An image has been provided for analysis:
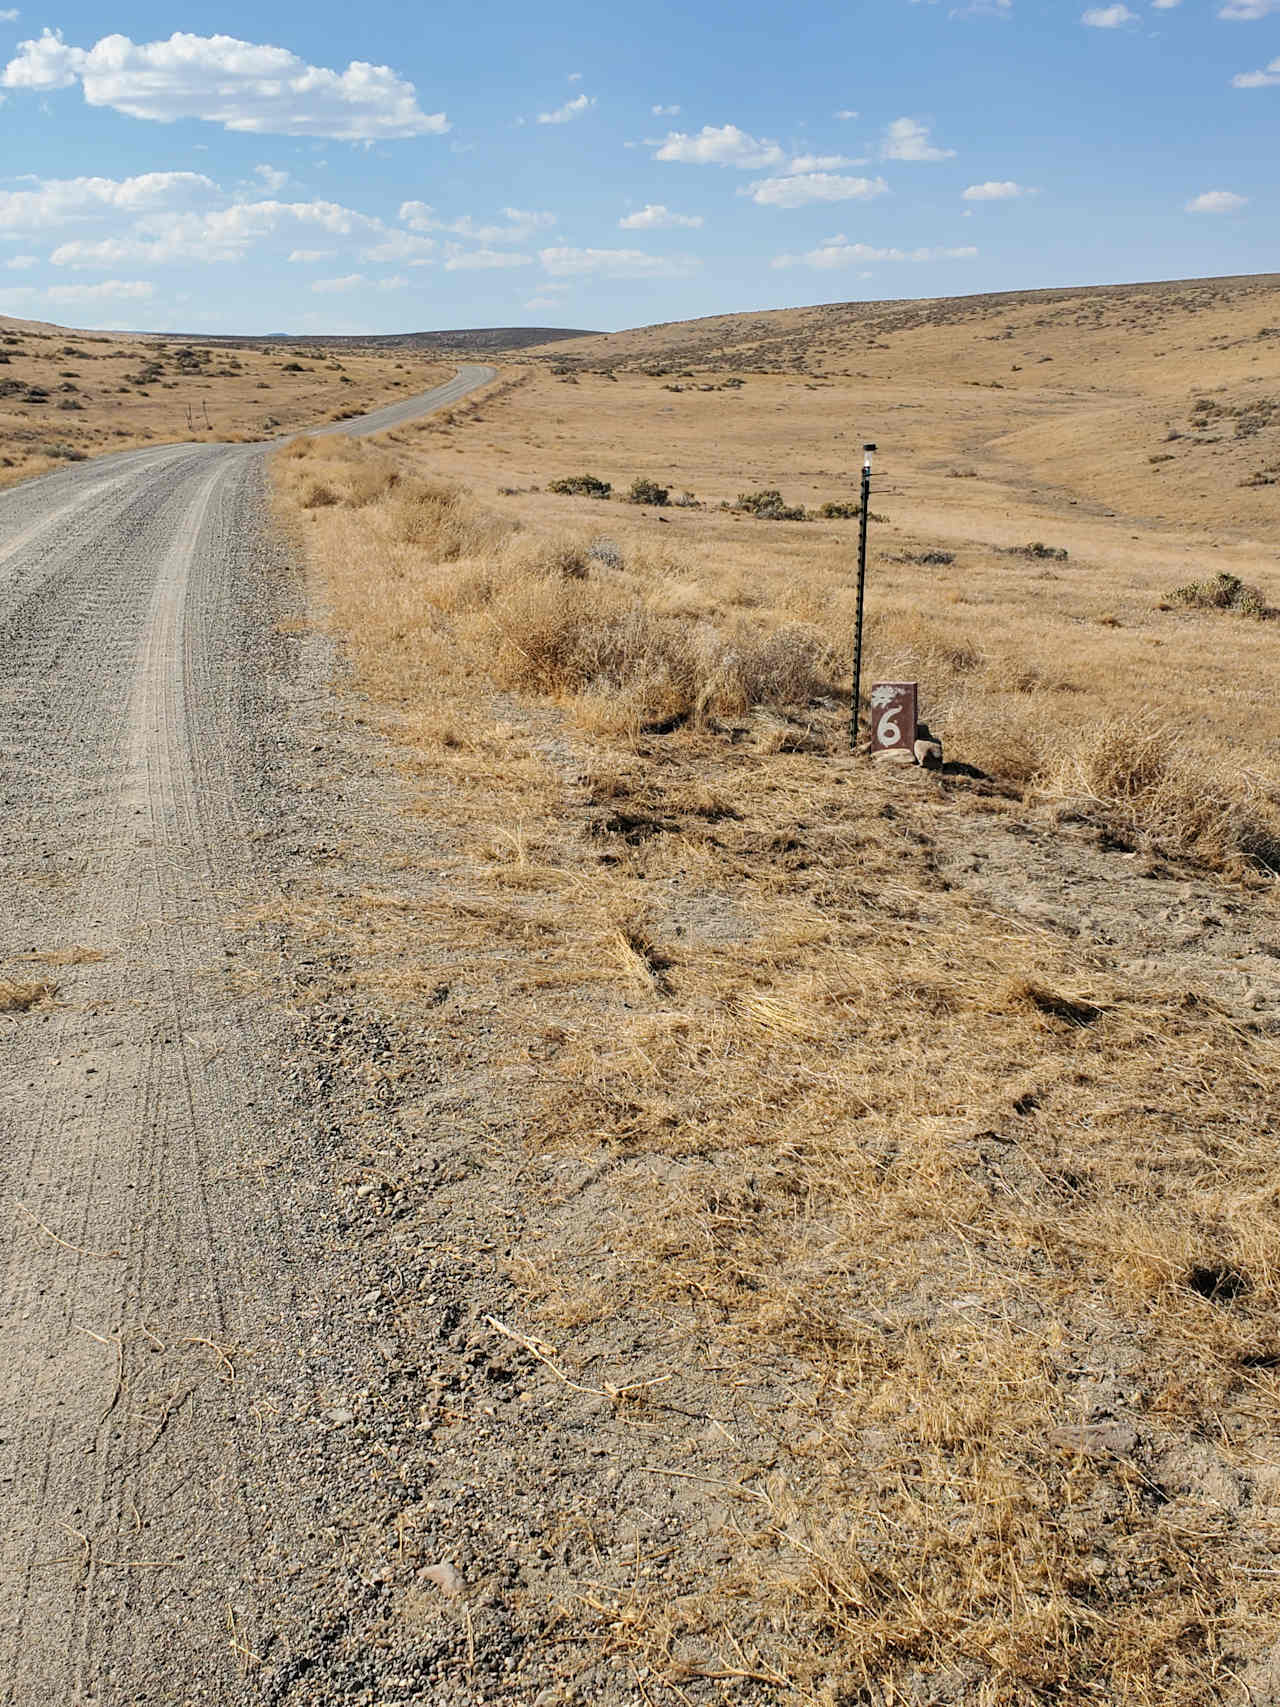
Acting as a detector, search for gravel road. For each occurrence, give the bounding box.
[0,367,494,1705]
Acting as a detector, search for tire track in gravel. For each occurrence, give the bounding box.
[0,366,495,1705]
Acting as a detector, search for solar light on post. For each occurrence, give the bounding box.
[849,442,877,750]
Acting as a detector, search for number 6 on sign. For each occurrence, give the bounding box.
[869,682,917,757]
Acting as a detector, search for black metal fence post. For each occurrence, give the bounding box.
[850,443,876,751]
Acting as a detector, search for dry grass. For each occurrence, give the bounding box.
[0,320,452,488]
[0,977,57,1012]
[273,418,1280,1703]
[268,279,1280,1702]
[276,435,838,739]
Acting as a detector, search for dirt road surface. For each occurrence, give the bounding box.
[0,367,494,1705]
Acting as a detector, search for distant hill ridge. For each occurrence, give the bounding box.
[163,326,599,353]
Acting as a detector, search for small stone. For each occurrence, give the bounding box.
[420,1560,464,1598]
[1048,1421,1139,1460]
[325,1406,354,1425]
[914,738,943,769]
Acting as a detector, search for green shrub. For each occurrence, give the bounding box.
[548,474,612,499]
[1167,572,1270,619]
[735,488,807,521]
[627,477,669,506]
[818,499,860,519]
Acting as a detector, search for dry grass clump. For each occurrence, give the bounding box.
[275,435,837,733]
[1165,571,1271,620]
[0,977,57,1012]
[1044,715,1280,873]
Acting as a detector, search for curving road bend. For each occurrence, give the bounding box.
[0,364,494,1704]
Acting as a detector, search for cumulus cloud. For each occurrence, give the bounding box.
[537,92,593,124]
[1185,188,1248,212]
[0,171,218,233]
[834,108,859,119]
[250,163,288,193]
[1220,0,1277,14]
[1233,54,1280,81]
[399,202,555,243]
[653,124,785,168]
[618,203,703,229]
[311,273,364,292]
[745,172,889,208]
[539,245,700,278]
[443,245,533,269]
[287,248,330,262]
[0,28,448,140]
[788,153,866,171]
[773,236,978,269]
[48,196,384,266]
[1081,5,1138,24]
[881,117,955,161]
[359,230,436,264]
[4,253,37,268]
[651,103,680,115]
[962,179,1033,199]
[45,278,154,302]
[0,8,20,21]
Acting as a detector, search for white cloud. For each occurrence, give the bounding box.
[312,273,365,292]
[1185,188,1248,212]
[358,227,437,264]
[962,179,1033,199]
[537,92,593,124]
[773,236,978,269]
[568,71,582,82]
[399,202,555,243]
[1234,55,1280,81]
[1151,0,1182,8]
[0,171,217,233]
[48,197,385,266]
[443,244,533,270]
[834,108,859,119]
[1081,5,1138,24]
[1220,0,1277,14]
[651,103,680,115]
[788,152,865,171]
[539,245,700,278]
[745,172,889,208]
[618,202,703,229]
[4,253,37,268]
[654,123,785,168]
[0,9,19,21]
[1,28,448,140]
[250,163,289,193]
[287,248,330,262]
[525,294,564,309]
[881,117,955,161]
[46,278,154,303]
[377,274,408,289]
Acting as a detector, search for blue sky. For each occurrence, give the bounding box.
[0,0,1275,333]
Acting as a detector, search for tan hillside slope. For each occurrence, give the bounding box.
[519,272,1280,538]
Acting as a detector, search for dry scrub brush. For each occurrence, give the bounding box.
[275,435,837,737]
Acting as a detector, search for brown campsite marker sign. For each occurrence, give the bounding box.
[869,682,918,757]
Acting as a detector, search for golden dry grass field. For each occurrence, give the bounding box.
[0,311,451,486]
[266,275,1280,1703]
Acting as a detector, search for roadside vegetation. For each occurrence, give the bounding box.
[273,419,1280,1703]
[0,319,451,488]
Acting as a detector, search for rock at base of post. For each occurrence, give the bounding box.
[914,722,943,769]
